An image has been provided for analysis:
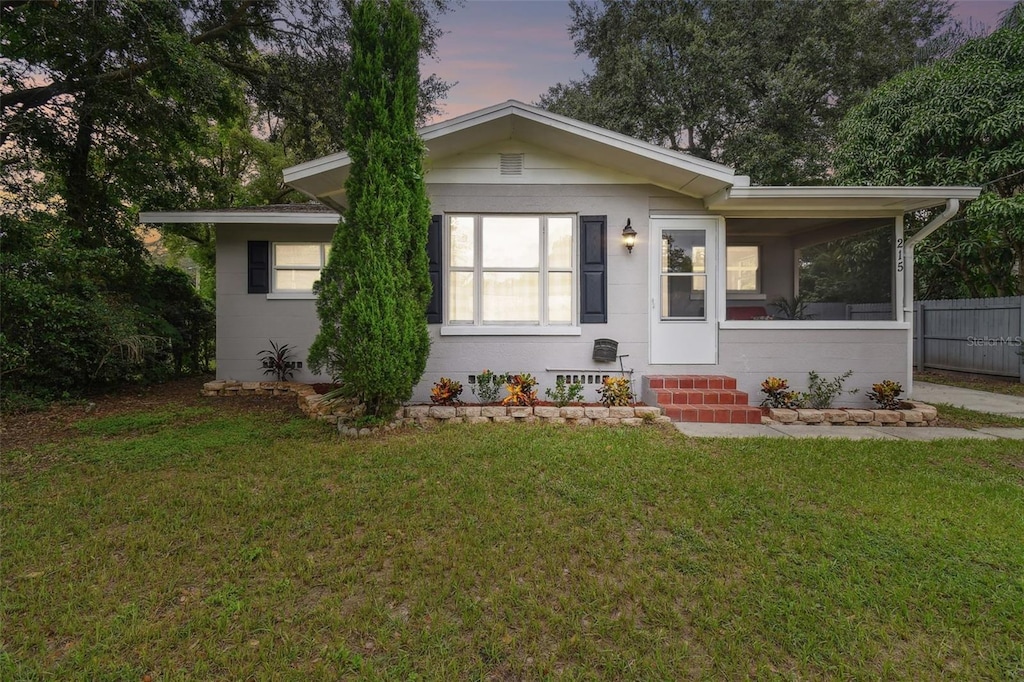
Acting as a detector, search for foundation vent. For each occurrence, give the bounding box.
[499,153,524,176]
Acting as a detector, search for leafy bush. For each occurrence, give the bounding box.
[430,377,464,406]
[1,215,214,404]
[545,377,585,407]
[598,376,634,406]
[867,380,903,410]
[502,373,538,406]
[760,376,802,409]
[259,341,297,382]
[472,369,505,403]
[801,370,857,409]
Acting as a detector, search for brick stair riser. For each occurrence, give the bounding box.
[664,405,762,424]
[646,375,737,390]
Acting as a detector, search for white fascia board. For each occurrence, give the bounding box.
[499,101,742,185]
[724,186,981,201]
[282,99,746,191]
[283,151,350,184]
[139,211,340,225]
[707,185,982,213]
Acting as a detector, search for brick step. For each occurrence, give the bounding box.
[646,375,737,390]
[642,374,763,424]
[655,388,750,406]
[662,404,764,424]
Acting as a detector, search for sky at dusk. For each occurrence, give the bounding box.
[422,0,1016,123]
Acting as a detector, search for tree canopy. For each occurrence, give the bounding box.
[834,12,1024,298]
[539,0,954,185]
[0,0,448,401]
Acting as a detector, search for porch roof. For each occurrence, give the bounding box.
[707,186,982,217]
[139,204,340,225]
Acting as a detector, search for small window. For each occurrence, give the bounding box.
[726,245,760,292]
[273,243,331,292]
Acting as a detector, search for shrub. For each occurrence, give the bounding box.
[258,340,297,382]
[472,369,504,403]
[430,377,463,406]
[801,370,857,409]
[306,0,431,419]
[867,380,903,410]
[760,376,802,409]
[502,373,538,406]
[545,377,585,407]
[598,376,634,406]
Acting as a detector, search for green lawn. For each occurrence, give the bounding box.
[3,405,1023,680]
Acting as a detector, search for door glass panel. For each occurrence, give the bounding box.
[661,230,705,273]
[661,275,706,319]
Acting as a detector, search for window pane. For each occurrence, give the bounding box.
[727,246,759,291]
[482,272,539,322]
[449,272,474,322]
[324,244,331,262]
[274,269,320,292]
[661,230,705,274]
[482,217,539,268]
[275,243,321,267]
[449,216,474,267]
[661,275,706,319]
[547,218,573,269]
[548,272,572,324]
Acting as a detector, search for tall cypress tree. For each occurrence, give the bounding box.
[308,0,431,419]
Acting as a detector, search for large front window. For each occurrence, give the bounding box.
[447,215,575,325]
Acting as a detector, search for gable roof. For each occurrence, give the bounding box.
[283,100,749,206]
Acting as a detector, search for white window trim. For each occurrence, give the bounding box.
[267,292,317,300]
[720,321,909,330]
[445,214,578,328]
[270,242,330,296]
[440,325,582,336]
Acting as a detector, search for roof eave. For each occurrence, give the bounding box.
[139,211,340,225]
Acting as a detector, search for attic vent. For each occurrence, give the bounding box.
[499,153,524,176]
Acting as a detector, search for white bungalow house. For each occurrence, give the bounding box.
[142,100,979,421]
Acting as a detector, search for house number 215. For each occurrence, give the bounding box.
[896,237,905,273]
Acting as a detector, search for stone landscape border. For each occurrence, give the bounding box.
[202,380,941,430]
[766,401,939,427]
[201,380,671,432]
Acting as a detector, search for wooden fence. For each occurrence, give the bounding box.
[912,296,1024,380]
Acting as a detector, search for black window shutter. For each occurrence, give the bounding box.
[248,241,270,294]
[579,215,607,323]
[426,215,443,323]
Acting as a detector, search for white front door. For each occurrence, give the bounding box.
[649,216,718,364]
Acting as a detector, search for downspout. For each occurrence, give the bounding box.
[903,199,960,398]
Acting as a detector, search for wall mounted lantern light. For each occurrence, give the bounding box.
[621,219,637,254]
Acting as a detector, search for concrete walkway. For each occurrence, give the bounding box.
[674,422,1024,440]
[911,381,1024,418]
[675,381,1024,439]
